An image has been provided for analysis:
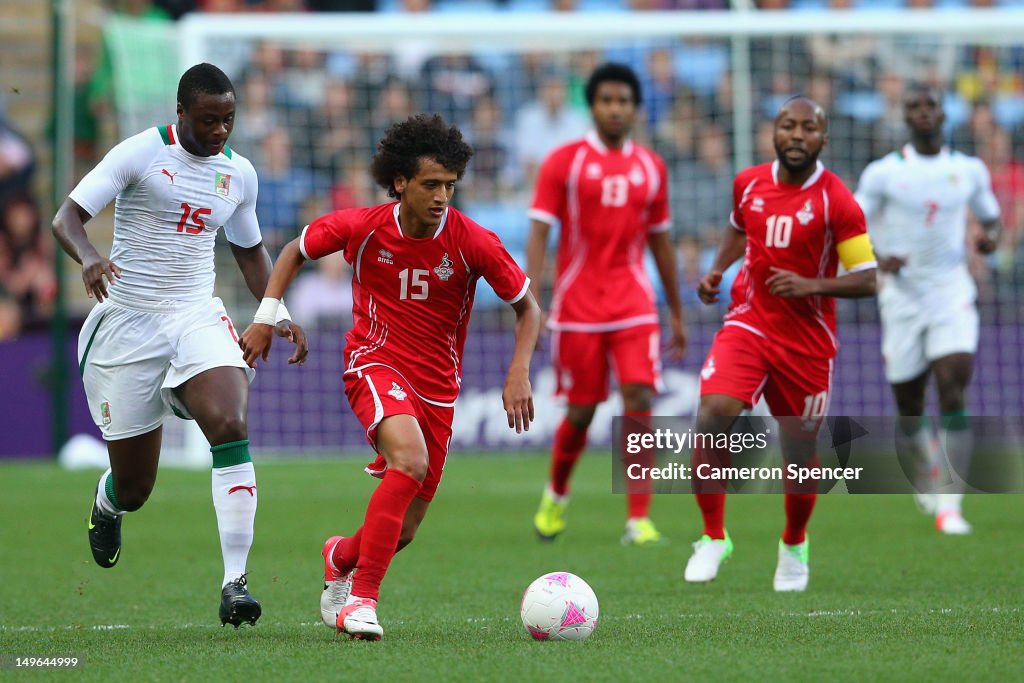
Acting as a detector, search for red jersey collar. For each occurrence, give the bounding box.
[392,202,448,239]
[585,130,634,156]
[771,159,825,190]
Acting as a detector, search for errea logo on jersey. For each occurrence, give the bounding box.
[751,197,765,213]
[378,249,394,265]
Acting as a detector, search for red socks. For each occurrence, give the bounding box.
[624,411,652,519]
[331,527,363,575]
[549,418,588,496]
[782,494,816,545]
[350,469,422,601]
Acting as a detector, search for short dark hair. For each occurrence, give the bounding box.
[585,62,642,107]
[177,63,235,110]
[370,114,474,198]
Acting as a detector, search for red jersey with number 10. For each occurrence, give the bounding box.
[529,132,671,332]
[726,161,869,360]
[300,202,529,405]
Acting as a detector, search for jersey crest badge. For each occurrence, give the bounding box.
[585,163,602,179]
[434,253,455,282]
[796,200,814,225]
[215,172,231,196]
[701,357,716,381]
[387,382,407,401]
[378,249,394,265]
[629,166,645,186]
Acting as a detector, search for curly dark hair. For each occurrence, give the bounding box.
[585,62,642,107]
[370,114,474,198]
[177,63,235,110]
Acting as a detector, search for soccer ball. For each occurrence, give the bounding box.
[520,571,599,641]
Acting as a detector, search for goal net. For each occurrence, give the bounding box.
[98,8,1024,460]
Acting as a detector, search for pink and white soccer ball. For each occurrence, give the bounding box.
[520,571,599,641]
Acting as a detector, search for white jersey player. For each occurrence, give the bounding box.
[855,86,1001,535]
[51,63,307,626]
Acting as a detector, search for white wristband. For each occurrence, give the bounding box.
[275,302,291,324]
[253,297,280,325]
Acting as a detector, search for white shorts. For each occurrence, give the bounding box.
[77,297,255,440]
[879,294,979,384]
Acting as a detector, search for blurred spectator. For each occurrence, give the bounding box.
[653,87,701,169]
[514,65,588,190]
[805,72,872,183]
[233,70,287,164]
[0,117,35,208]
[464,95,516,201]
[421,54,495,129]
[281,48,329,111]
[71,47,102,182]
[369,78,416,153]
[255,127,327,250]
[806,0,877,92]
[869,70,908,162]
[0,194,56,329]
[153,0,198,17]
[978,126,1024,251]
[672,123,733,239]
[289,251,354,329]
[952,100,999,157]
[0,289,21,340]
[305,78,365,185]
[308,0,376,8]
[643,48,678,131]
[330,156,375,210]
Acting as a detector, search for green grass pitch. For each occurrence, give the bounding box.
[1,453,1021,681]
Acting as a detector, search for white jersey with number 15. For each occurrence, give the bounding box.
[70,124,262,310]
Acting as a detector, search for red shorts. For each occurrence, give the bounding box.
[699,323,833,423]
[343,365,454,502]
[552,324,662,404]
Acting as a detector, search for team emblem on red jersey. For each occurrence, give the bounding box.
[434,253,455,282]
[387,382,407,401]
[796,200,815,225]
[701,356,716,381]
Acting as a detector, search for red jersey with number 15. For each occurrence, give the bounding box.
[727,161,869,360]
[300,202,529,405]
[529,132,671,332]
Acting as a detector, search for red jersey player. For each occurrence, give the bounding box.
[239,114,541,640]
[527,63,686,546]
[685,97,877,592]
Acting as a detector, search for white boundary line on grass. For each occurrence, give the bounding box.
[2,607,1018,633]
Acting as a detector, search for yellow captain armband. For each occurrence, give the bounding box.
[837,233,877,273]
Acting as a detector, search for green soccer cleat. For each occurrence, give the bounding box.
[621,517,668,546]
[684,532,733,583]
[533,488,569,541]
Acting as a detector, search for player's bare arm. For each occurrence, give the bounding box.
[647,230,687,359]
[52,198,121,302]
[503,291,541,433]
[524,218,551,323]
[766,266,877,298]
[875,255,907,274]
[698,226,747,305]
[232,241,308,366]
[976,217,1002,255]
[239,237,308,367]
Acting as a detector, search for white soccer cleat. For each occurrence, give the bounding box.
[913,492,937,515]
[773,539,810,592]
[320,536,354,627]
[936,510,972,535]
[684,533,733,583]
[337,597,383,641]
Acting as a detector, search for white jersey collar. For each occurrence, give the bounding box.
[393,202,448,239]
[902,143,950,161]
[771,159,825,190]
[585,130,633,156]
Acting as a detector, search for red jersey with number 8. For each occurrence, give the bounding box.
[300,202,529,405]
[726,161,868,359]
[529,132,671,332]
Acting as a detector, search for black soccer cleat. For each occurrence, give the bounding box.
[220,574,262,628]
[87,485,123,568]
